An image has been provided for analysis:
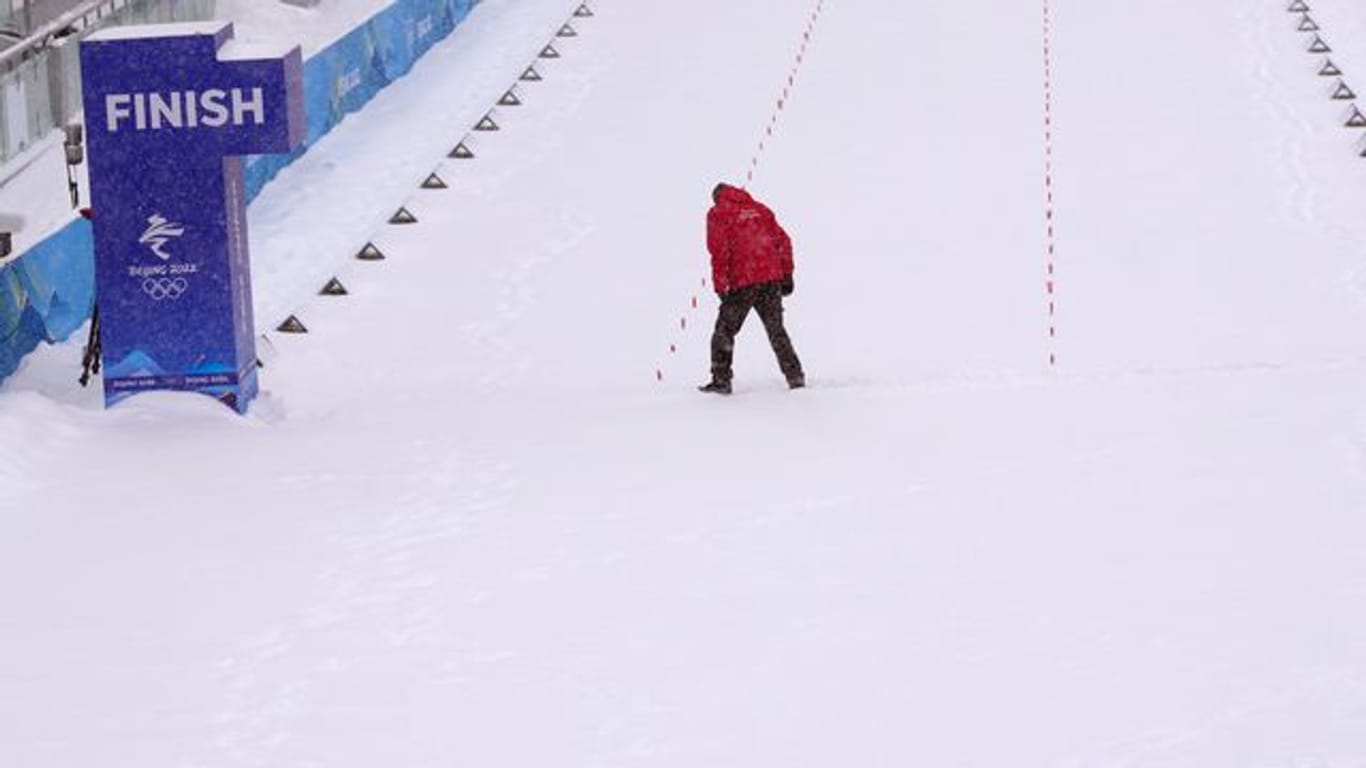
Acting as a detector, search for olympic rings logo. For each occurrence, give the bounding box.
[142,277,189,301]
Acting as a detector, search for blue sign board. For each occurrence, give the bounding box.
[80,22,305,413]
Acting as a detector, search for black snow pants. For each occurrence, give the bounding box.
[710,281,804,385]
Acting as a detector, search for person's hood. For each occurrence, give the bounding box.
[714,184,753,207]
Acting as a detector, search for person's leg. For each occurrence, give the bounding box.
[709,288,755,385]
[755,284,805,386]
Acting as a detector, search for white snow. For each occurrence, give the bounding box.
[4,0,1366,765]
[87,20,300,62]
[216,0,400,57]
[0,135,81,267]
[84,20,231,41]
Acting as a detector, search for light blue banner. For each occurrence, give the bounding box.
[0,218,96,381]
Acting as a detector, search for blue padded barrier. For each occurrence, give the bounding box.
[0,217,95,380]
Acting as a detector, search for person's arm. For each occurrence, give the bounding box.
[776,223,793,276]
[774,217,794,295]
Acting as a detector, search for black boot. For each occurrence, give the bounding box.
[787,375,805,390]
[698,380,732,395]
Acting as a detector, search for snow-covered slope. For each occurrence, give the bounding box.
[3,0,1366,765]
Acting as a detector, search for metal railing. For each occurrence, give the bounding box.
[2,0,94,40]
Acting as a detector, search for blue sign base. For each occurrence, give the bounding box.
[105,364,259,413]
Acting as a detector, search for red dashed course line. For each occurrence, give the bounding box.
[747,0,826,186]
[655,0,827,384]
[655,279,707,383]
[1042,0,1060,369]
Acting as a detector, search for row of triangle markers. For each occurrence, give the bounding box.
[1287,0,1366,143]
[271,3,596,337]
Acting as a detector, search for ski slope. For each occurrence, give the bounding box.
[4,0,1366,765]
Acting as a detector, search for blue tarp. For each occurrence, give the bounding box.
[0,218,95,380]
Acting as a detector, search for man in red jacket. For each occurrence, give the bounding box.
[699,183,805,394]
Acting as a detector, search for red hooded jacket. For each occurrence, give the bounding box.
[707,185,793,295]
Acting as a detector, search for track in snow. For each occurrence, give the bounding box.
[3,1,1366,765]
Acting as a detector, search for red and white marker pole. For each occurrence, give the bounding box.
[746,0,825,187]
[1041,0,1060,369]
